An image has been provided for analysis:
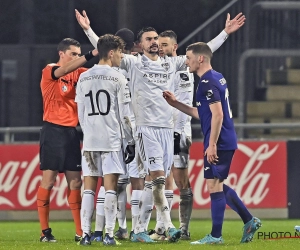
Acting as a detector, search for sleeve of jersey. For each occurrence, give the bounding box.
[207,30,229,53]
[75,78,84,103]
[77,102,85,133]
[84,27,99,49]
[207,81,221,105]
[120,54,135,72]
[173,56,187,71]
[174,91,192,134]
[118,79,135,145]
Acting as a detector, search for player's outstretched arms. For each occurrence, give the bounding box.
[75,9,99,48]
[207,12,246,53]
[54,49,98,78]
[224,12,246,35]
[75,9,90,30]
[163,90,199,119]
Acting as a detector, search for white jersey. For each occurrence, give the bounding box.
[120,53,186,128]
[75,64,132,151]
[113,66,136,134]
[173,69,194,137]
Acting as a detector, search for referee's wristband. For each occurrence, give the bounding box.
[84,51,95,61]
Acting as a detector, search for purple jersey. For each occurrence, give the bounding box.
[195,69,237,151]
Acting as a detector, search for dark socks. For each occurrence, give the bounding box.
[210,191,226,238]
[223,184,252,224]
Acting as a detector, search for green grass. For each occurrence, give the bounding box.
[0,219,300,250]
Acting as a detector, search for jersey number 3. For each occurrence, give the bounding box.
[85,90,111,116]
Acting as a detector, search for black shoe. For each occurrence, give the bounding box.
[75,233,82,242]
[78,234,91,245]
[40,228,57,243]
[129,230,134,240]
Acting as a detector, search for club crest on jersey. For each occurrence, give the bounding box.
[141,61,150,69]
[180,73,189,81]
[206,89,213,100]
[62,85,68,92]
[161,62,170,72]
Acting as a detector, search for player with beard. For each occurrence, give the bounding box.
[148,30,194,241]
[75,9,245,243]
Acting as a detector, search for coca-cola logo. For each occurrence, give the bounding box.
[0,145,71,210]
[0,142,287,210]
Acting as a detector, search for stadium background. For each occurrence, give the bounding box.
[1,0,300,221]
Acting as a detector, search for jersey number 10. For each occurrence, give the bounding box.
[85,90,111,116]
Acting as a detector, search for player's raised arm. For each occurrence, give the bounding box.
[163,90,199,120]
[207,12,246,53]
[75,9,99,49]
[53,49,98,78]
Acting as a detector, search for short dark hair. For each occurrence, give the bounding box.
[186,42,213,59]
[97,34,125,60]
[115,28,135,51]
[136,27,157,42]
[159,30,177,43]
[57,38,81,52]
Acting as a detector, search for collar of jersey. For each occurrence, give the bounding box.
[93,64,111,68]
[142,54,161,63]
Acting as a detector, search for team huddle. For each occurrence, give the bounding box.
[37,9,262,246]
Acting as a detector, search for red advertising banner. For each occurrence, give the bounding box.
[187,141,287,208]
[0,141,287,210]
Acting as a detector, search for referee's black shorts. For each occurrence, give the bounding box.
[39,121,82,173]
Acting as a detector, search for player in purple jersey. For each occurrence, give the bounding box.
[163,42,261,244]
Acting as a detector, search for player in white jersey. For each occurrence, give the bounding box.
[89,28,145,242]
[75,34,135,246]
[148,30,194,241]
[112,28,146,240]
[75,9,245,243]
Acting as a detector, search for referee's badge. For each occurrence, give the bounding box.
[62,85,68,92]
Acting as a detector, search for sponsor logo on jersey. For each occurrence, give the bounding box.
[180,73,189,81]
[219,78,227,85]
[161,62,170,72]
[201,79,209,83]
[204,166,210,171]
[206,89,213,100]
[179,82,191,89]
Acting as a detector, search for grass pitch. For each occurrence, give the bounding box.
[0,219,300,250]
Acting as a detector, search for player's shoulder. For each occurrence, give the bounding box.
[111,67,127,82]
[43,63,58,71]
[124,53,139,61]
[210,70,226,86]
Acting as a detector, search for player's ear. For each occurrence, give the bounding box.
[173,43,178,52]
[197,55,202,64]
[108,50,113,58]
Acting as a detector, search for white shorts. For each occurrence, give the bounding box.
[137,126,173,177]
[82,150,126,177]
[173,132,192,169]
